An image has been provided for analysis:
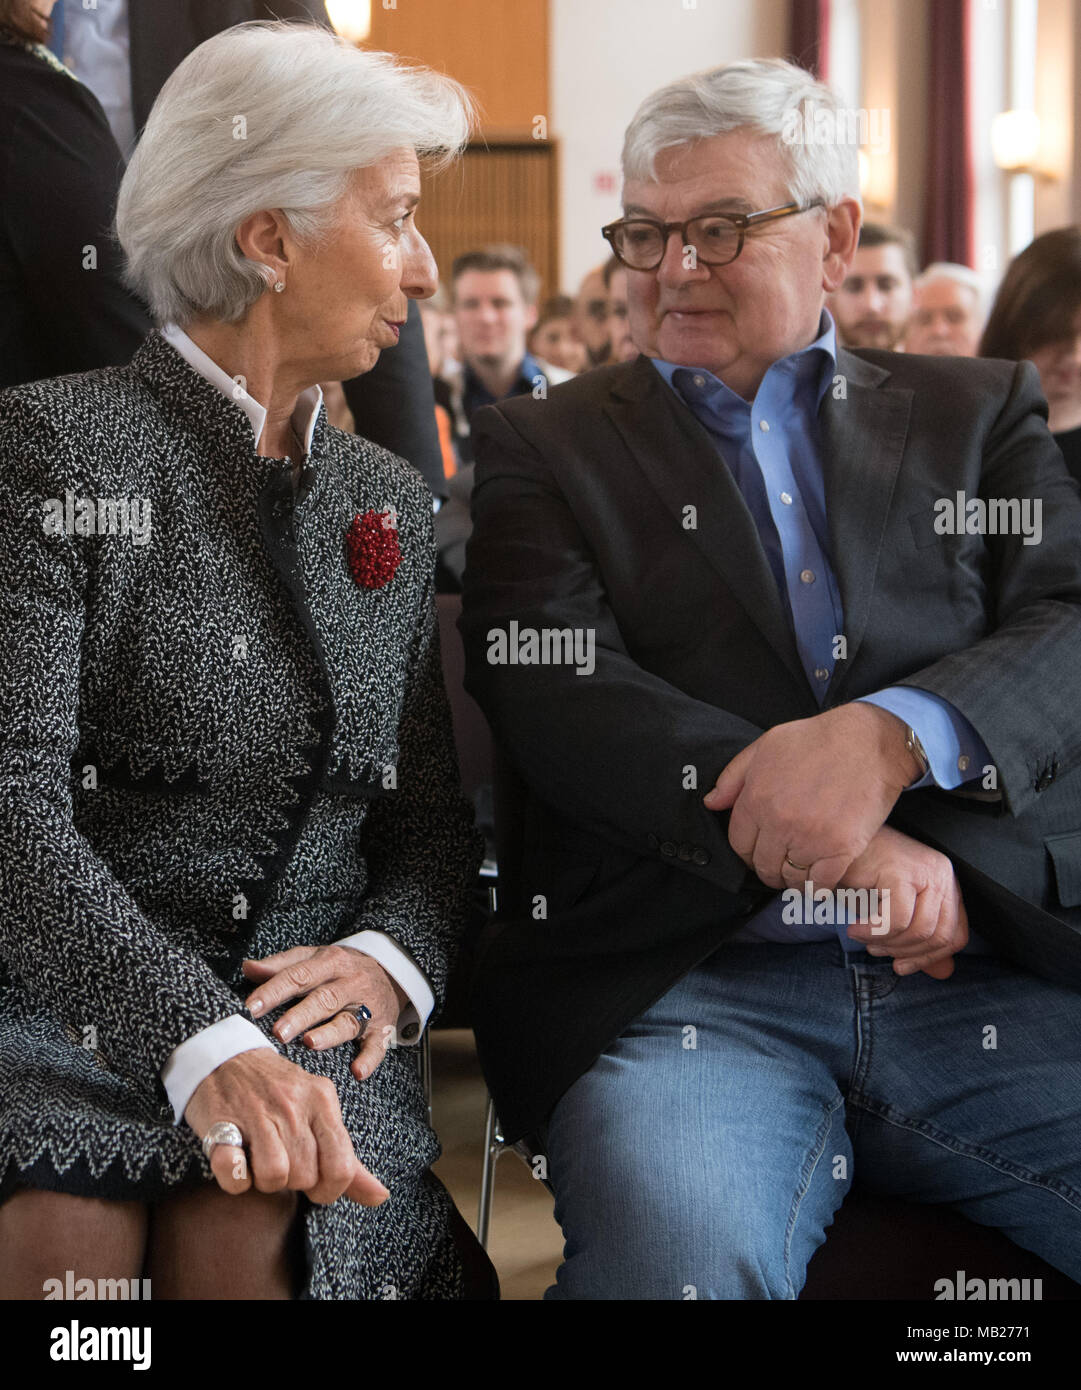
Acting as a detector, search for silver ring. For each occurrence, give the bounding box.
[344,1003,372,1037]
[784,854,811,872]
[202,1121,244,1161]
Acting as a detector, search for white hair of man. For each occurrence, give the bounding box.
[914,261,984,304]
[116,21,473,326]
[621,57,861,210]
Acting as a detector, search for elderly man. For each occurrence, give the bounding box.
[904,262,985,356]
[461,57,1081,1300]
[827,220,916,349]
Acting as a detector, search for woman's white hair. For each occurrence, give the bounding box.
[116,21,474,326]
[622,58,861,209]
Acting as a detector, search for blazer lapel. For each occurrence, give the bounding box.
[605,357,809,695]
[819,349,913,702]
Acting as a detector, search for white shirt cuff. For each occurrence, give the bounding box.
[335,930,434,1046]
[161,1015,277,1126]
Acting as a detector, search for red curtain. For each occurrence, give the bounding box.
[922,0,976,266]
[789,0,831,80]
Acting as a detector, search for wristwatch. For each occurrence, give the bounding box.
[904,725,930,780]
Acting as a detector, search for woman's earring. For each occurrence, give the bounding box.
[273,281,285,293]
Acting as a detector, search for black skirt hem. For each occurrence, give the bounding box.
[0,1149,205,1208]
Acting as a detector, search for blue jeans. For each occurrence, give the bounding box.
[540,938,1081,1299]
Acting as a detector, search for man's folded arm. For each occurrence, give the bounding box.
[460,404,764,896]
[886,361,1081,816]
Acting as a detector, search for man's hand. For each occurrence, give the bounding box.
[243,945,409,1084]
[839,824,969,978]
[703,703,922,890]
[184,1048,390,1204]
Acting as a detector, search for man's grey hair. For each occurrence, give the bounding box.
[914,261,984,301]
[116,21,473,326]
[621,58,861,209]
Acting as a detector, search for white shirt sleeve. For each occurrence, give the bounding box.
[335,930,434,1048]
[161,1016,277,1126]
[160,935,433,1126]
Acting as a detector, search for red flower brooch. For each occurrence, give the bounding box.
[346,509,402,589]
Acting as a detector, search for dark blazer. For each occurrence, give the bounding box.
[125,3,448,498]
[0,37,150,387]
[459,347,1081,1143]
[128,1,326,133]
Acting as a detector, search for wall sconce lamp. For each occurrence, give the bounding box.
[324,0,372,44]
[991,110,1055,179]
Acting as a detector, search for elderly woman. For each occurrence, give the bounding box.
[0,21,482,1300]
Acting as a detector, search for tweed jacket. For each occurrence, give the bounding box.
[0,330,482,1298]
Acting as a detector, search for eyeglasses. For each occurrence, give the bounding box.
[601,200,826,271]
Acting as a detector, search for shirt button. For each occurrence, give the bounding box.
[800,569,815,584]
[401,1022,419,1040]
[814,667,830,682]
[759,420,770,432]
[693,375,705,388]
[957,755,970,773]
[780,491,793,505]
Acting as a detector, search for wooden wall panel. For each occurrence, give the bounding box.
[417,142,561,301]
[368,0,548,137]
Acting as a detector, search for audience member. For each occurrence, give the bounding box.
[980,226,1081,485]
[572,262,612,366]
[0,0,149,388]
[904,262,984,356]
[441,244,573,468]
[529,295,588,374]
[827,220,916,349]
[434,245,573,590]
[419,284,459,480]
[602,256,637,363]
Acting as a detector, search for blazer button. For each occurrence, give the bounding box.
[692,848,710,866]
[660,841,677,857]
[677,843,693,861]
[647,833,659,851]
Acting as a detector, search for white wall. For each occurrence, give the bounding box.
[550,0,789,293]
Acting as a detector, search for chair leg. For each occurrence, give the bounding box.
[477,1095,506,1250]
[419,1030,432,1127]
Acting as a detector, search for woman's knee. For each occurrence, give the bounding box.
[0,1188,147,1297]
[147,1182,302,1299]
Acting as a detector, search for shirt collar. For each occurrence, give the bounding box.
[161,322,323,454]
[464,352,544,402]
[651,309,838,414]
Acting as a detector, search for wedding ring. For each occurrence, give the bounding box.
[784,855,811,872]
[202,1121,244,1161]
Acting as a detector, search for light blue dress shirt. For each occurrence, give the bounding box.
[54,0,136,159]
[651,311,993,950]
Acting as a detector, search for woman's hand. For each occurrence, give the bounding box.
[184,1048,389,1204]
[242,945,408,1082]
